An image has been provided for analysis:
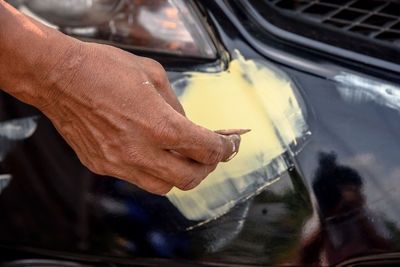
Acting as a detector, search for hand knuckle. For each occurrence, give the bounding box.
[135,70,150,84]
[204,146,223,164]
[155,185,173,195]
[146,58,164,72]
[173,173,190,189]
[147,183,173,195]
[146,60,168,87]
[177,176,201,191]
[209,164,218,173]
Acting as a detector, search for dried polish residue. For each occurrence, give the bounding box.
[334,72,400,113]
[167,51,309,224]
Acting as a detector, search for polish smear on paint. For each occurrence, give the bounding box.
[334,72,400,112]
[167,51,308,223]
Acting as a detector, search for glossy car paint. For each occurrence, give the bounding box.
[1,0,400,266]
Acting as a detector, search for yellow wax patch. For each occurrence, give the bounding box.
[167,51,308,223]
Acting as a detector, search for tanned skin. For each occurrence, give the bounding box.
[0,1,241,195]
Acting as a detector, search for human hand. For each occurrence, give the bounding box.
[0,0,245,195]
[34,41,241,195]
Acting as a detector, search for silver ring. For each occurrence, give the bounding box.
[226,139,237,161]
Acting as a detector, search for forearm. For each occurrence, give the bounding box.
[0,1,81,108]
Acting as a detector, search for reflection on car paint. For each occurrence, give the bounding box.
[0,116,38,195]
[0,116,38,159]
[0,174,12,194]
[0,117,37,153]
[299,152,394,266]
[167,50,310,223]
[334,72,400,113]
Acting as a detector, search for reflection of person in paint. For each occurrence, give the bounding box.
[0,1,243,195]
[299,152,393,266]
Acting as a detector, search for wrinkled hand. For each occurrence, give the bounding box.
[36,41,240,195]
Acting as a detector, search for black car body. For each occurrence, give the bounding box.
[1,0,400,266]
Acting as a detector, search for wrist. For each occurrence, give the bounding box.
[0,1,83,110]
[30,37,85,112]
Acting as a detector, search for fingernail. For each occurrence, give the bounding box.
[224,134,241,162]
[236,129,251,135]
[215,128,251,136]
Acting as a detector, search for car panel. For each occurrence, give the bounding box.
[1,0,400,266]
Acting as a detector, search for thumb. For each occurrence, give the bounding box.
[165,116,241,165]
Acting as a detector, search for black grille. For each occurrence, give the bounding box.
[243,0,400,66]
[267,0,400,45]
